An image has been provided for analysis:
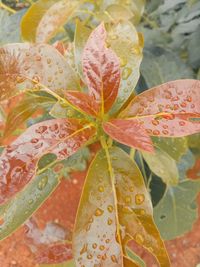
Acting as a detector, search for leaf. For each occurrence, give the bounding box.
[188,26,200,69]
[106,4,134,22]
[142,148,179,185]
[103,119,154,152]
[126,248,146,267]
[82,23,121,114]
[21,0,57,42]
[74,20,91,78]
[4,93,55,137]
[0,167,61,241]
[65,91,99,117]
[121,79,200,137]
[39,260,75,267]
[73,148,139,267]
[0,43,80,101]
[36,0,79,43]
[152,136,188,161]
[141,50,194,89]
[154,179,200,240]
[110,147,170,266]
[107,22,143,114]
[0,9,25,44]
[0,119,95,204]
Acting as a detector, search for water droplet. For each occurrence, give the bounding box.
[80,244,87,255]
[172,96,179,101]
[139,209,146,215]
[173,104,179,110]
[92,243,97,249]
[163,124,168,129]
[186,96,192,102]
[95,208,104,216]
[135,233,144,245]
[36,125,47,134]
[120,57,127,67]
[152,130,160,135]
[47,58,52,64]
[28,199,33,204]
[107,218,113,225]
[135,194,145,205]
[38,176,48,190]
[105,239,110,243]
[110,34,118,40]
[152,120,159,126]
[180,102,187,108]
[122,67,132,80]
[111,255,118,263]
[179,121,186,126]
[107,205,113,213]
[87,254,93,259]
[125,196,132,204]
[35,55,41,61]
[98,186,104,193]
[129,186,134,192]
[162,130,169,135]
[99,245,105,251]
[31,138,39,144]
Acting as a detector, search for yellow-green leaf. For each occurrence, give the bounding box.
[106,4,134,22]
[36,0,79,43]
[110,147,170,267]
[154,179,200,240]
[142,148,179,185]
[21,0,57,42]
[108,22,143,114]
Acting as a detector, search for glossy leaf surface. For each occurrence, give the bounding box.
[83,23,121,113]
[0,119,95,204]
[36,0,79,43]
[110,147,170,267]
[154,179,200,240]
[21,0,57,42]
[108,22,143,113]
[142,148,179,185]
[0,168,61,241]
[103,119,154,152]
[0,43,79,101]
[121,80,200,137]
[65,91,99,117]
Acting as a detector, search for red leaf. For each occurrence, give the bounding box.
[0,119,95,204]
[65,91,99,117]
[83,23,120,114]
[103,119,154,152]
[121,80,200,137]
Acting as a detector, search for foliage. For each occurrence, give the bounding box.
[0,0,200,266]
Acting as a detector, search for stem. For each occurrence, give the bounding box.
[138,152,148,185]
[0,2,16,14]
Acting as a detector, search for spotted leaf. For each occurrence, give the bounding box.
[110,147,170,267]
[73,148,139,267]
[0,119,95,204]
[121,80,200,137]
[103,119,154,152]
[83,23,121,114]
[0,43,79,101]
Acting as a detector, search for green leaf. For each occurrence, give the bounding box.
[0,167,62,241]
[141,49,194,88]
[74,20,91,79]
[108,22,143,114]
[126,248,146,267]
[154,179,200,240]
[21,0,57,42]
[142,148,179,185]
[152,136,188,161]
[4,94,55,137]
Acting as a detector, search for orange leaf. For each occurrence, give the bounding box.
[83,23,121,114]
[103,119,154,152]
[0,119,95,204]
[65,91,99,117]
[121,80,200,137]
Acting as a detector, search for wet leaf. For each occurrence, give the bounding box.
[73,148,139,267]
[83,23,121,114]
[110,147,170,267]
[36,0,79,43]
[65,91,99,117]
[0,43,80,101]
[103,119,154,152]
[121,79,200,137]
[0,168,61,241]
[74,20,91,78]
[154,179,200,240]
[21,0,58,42]
[142,148,179,185]
[4,93,55,137]
[0,119,95,204]
[107,22,143,114]
[152,136,188,161]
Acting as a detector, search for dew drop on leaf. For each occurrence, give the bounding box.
[122,67,132,80]
[107,205,114,213]
[111,255,118,263]
[129,186,134,192]
[120,57,127,67]
[95,208,104,216]
[135,194,145,205]
[37,176,48,190]
[125,196,132,204]
[98,186,104,192]
[179,121,186,126]
[107,218,113,225]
